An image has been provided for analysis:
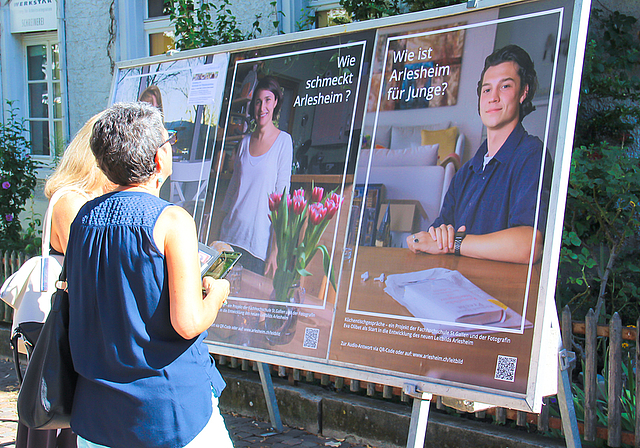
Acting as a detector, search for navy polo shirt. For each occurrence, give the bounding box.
[432,123,550,235]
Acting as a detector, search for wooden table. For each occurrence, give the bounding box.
[344,246,540,323]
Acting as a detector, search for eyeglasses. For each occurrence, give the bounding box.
[159,130,178,149]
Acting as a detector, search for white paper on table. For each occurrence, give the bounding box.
[384,268,531,333]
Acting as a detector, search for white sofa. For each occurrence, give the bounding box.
[358,123,465,245]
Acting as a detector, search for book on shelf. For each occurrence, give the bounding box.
[347,184,385,247]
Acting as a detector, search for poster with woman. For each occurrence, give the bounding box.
[201,31,375,357]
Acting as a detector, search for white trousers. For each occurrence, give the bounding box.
[77,395,234,448]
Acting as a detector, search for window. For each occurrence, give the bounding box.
[145,0,175,56]
[148,0,167,17]
[24,35,63,157]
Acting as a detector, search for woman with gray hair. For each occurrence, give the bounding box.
[65,102,232,448]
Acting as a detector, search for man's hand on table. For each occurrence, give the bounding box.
[407,225,466,255]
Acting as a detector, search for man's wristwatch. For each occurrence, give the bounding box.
[454,231,466,256]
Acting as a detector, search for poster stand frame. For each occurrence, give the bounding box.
[106,0,592,435]
[257,362,284,433]
[255,348,582,447]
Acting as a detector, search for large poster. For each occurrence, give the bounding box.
[110,0,588,411]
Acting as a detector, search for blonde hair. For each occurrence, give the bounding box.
[44,112,110,199]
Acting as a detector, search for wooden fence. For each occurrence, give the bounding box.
[0,250,26,323]
[560,306,639,447]
[214,307,640,447]
[1,250,638,446]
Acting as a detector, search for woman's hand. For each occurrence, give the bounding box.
[157,206,230,339]
[202,276,230,310]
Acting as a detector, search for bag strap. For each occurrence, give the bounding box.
[59,255,67,283]
[11,331,24,384]
[41,188,89,257]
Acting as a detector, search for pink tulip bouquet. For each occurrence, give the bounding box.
[268,186,343,303]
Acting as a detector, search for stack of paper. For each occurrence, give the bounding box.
[384,268,531,333]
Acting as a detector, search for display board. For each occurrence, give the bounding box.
[110,0,590,412]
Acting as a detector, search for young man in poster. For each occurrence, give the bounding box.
[407,45,550,264]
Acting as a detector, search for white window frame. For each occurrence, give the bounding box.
[22,32,64,161]
[144,16,175,56]
[144,0,174,57]
[307,0,341,12]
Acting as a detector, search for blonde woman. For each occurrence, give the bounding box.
[15,113,112,448]
[44,113,112,255]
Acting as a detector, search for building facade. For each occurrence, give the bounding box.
[0,0,313,176]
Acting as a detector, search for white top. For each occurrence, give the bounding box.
[220,131,293,260]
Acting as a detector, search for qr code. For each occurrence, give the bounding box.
[303,327,320,349]
[494,355,517,382]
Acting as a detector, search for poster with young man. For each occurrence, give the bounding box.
[328,0,577,401]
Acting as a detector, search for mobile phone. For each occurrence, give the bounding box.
[198,243,221,277]
[205,251,242,279]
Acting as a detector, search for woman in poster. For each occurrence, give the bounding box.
[218,75,293,275]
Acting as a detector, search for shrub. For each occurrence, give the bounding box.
[0,101,40,253]
[164,0,273,50]
[558,143,640,323]
[557,9,640,324]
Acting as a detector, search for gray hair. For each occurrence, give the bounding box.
[90,102,165,186]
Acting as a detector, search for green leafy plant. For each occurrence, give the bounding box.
[339,0,463,21]
[164,0,275,50]
[557,9,640,324]
[20,213,42,256]
[340,0,402,20]
[296,7,316,31]
[558,143,640,322]
[0,101,40,253]
[404,0,464,11]
[575,9,640,149]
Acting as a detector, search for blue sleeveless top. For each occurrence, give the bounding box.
[66,191,226,448]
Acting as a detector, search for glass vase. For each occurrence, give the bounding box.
[265,284,305,346]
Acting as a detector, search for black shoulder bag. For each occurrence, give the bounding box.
[17,257,77,429]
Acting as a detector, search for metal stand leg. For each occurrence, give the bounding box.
[557,349,582,448]
[404,385,432,448]
[257,362,284,432]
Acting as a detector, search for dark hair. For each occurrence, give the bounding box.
[248,75,283,121]
[139,85,163,113]
[90,102,165,186]
[476,45,538,121]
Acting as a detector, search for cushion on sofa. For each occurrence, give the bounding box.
[367,165,445,225]
[389,122,451,149]
[421,126,459,162]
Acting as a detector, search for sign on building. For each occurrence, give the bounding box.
[10,0,57,33]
